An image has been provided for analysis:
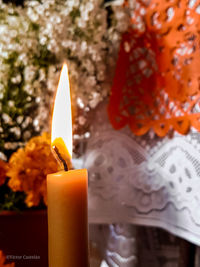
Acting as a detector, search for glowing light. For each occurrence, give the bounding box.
[51,63,72,158]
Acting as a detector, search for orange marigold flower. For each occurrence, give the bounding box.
[0,159,7,186]
[0,250,15,267]
[7,132,59,207]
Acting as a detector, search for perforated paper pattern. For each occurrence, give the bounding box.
[108,0,200,136]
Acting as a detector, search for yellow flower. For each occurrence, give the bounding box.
[7,133,58,207]
[0,159,7,186]
[0,250,15,267]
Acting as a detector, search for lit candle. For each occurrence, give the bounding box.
[47,64,89,267]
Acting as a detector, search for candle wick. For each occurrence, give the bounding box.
[52,146,68,171]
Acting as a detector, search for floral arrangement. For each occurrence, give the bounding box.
[0,0,57,159]
[7,133,58,207]
[0,0,130,160]
[0,133,58,210]
[0,0,131,210]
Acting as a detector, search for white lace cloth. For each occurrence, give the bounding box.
[83,101,200,246]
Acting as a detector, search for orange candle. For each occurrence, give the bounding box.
[47,64,89,267]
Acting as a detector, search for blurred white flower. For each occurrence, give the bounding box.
[0,0,130,156]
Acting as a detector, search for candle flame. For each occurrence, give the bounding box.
[51,63,72,160]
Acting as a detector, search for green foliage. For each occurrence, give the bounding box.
[70,7,81,24]
[33,44,57,69]
[0,51,38,159]
[29,22,40,32]
[0,182,27,211]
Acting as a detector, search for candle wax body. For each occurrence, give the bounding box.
[47,169,89,267]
